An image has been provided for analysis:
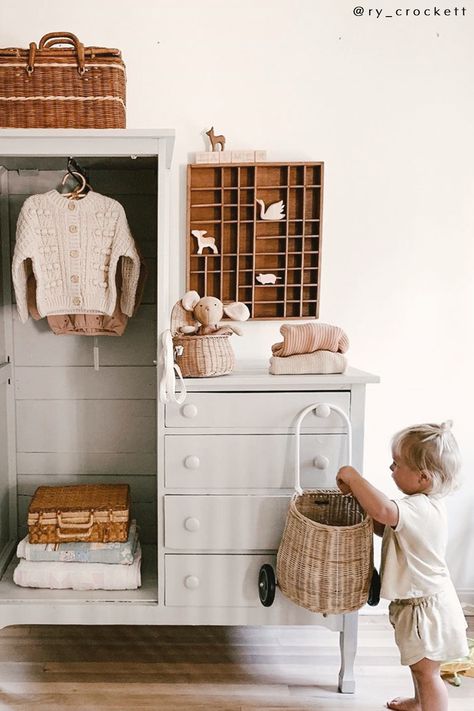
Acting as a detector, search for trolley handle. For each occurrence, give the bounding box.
[294,402,352,494]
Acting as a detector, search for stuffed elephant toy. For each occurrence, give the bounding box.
[179,291,250,336]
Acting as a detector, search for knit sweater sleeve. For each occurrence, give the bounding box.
[11,200,36,323]
[114,204,141,317]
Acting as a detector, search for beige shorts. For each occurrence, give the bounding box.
[389,585,469,666]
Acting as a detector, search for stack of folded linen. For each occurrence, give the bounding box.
[13,519,141,590]
[269,323,349,375]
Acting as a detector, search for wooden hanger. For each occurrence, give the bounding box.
[61,170,87,199]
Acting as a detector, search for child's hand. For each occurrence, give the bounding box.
[336,466,360,495]
[337,478,352,495]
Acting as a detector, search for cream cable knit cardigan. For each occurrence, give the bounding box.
[12,190,140,323]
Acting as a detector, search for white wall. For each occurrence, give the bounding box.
[2,0,474,598]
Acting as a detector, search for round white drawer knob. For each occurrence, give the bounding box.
[184,517,200,532]
[313,455,329,470]
[184,575,200,589]
[184,455,200,470]
[182,404,198,419]
[315,403,331,418]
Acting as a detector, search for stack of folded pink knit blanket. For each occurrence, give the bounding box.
[269,323,349,375]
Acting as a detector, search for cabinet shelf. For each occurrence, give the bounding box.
[256,183,321,189]
[187,162,324,319]
[191,253,254,257]
[254,300,285,304]
[286,299,318,304]
[0,545,158,604]
[192,204,254,209]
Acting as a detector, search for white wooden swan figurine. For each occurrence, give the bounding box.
[256,198,285,220]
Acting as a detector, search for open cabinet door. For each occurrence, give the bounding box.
[0,166,16,571]
[0,359,10,564]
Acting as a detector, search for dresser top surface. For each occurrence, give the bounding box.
[180,361,379,392]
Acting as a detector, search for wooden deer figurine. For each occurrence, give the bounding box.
[192,230,219,254]
[206,126,226,152]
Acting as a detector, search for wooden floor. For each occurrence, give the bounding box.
[0,616,472,710]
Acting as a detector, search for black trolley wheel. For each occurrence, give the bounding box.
[258,564,276,607]
[367,567,381,607]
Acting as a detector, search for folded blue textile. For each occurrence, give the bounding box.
[17,520,138,564]
[14,544,142,590]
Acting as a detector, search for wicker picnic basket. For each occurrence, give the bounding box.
[276,403,374,614]
[170,300,235,377]
[0,32,126,128]
[27,484,130,544]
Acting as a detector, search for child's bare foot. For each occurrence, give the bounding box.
[386,697,421,711]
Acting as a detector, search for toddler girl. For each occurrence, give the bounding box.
[337,421,468,711]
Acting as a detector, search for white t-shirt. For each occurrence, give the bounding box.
[380,493,452,600]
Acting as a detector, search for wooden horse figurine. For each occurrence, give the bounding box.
[206,126,226,152]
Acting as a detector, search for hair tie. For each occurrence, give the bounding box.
[440,420,453,433]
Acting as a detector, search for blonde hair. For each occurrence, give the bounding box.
[391,421,461,497]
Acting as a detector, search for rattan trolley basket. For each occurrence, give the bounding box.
[276,403,374,614]
[0,32,126,128]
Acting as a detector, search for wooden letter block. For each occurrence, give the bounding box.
[218,151,232,164]
[231,150,254,163]
[195,152,219,164]
[230,151,245,163]
[241,150,256,163]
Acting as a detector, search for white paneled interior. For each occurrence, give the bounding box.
[0,154,158,554]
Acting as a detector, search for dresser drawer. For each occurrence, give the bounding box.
[164,495,290,551]
[165,433,347,489]
[165,554,275,607]
[165,391,350,430]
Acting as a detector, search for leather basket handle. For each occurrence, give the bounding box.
[38,31,81,49]
[35,32,86,75]
[26,42,37,76]
[57,511,94,529]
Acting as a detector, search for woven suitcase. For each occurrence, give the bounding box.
[27,484,130,544]
[0,32,126,128]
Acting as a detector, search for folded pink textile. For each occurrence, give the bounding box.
[271,323,349,357]
[13,544,142,590]
[269,351,347,375]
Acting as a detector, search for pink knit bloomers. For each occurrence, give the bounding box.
[271,322,350,358]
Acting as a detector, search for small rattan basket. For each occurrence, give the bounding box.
[170,299,235,377]
[173,332,234,377]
